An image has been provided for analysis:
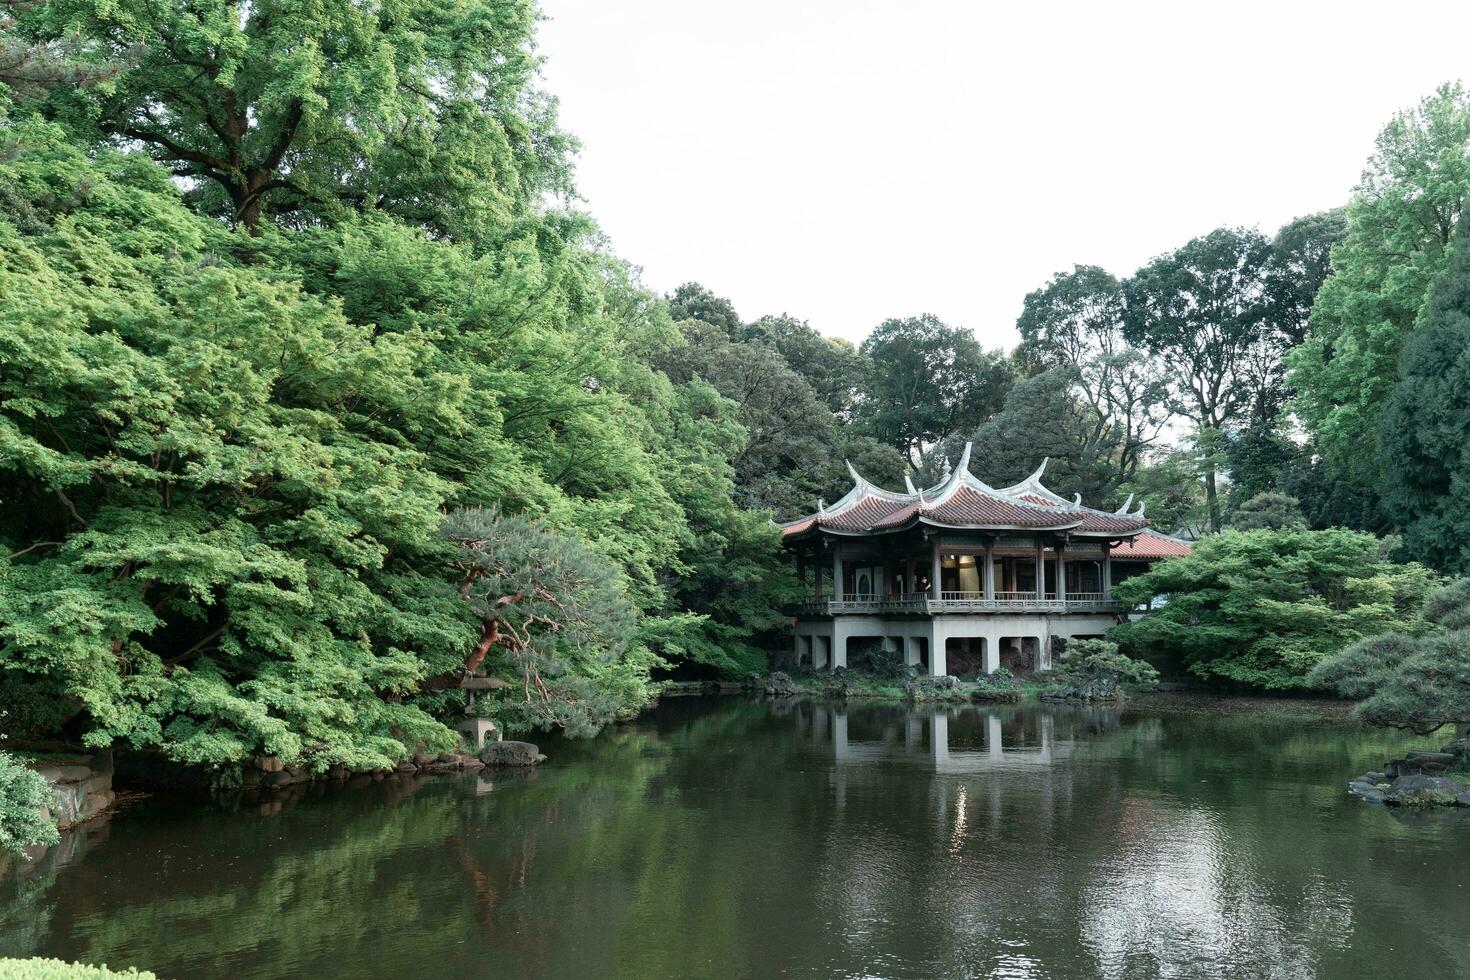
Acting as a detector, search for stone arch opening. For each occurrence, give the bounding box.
[944,636,987,678]
[1000,636,1042,675]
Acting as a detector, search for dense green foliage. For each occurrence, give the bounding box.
[1287,84,1470,525]
[0,0,813,766]
[0,962,156,980]
[1309,579,1470,734]
[443,508,642,736]
[0,751,57,856]
[1047,638,1159,700]
[1231,492,1307,531]
[1110,529,1435,690]
[1378,215,1470,573]
[6,0,571,235]
[857,315,1010,469]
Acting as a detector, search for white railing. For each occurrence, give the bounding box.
[794,594,1125,616]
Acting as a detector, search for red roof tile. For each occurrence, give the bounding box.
[1111,531,1192,560]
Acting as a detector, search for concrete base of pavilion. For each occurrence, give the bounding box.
[793,612,1122,677]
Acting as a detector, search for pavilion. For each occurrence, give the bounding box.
[777,442,1190,676]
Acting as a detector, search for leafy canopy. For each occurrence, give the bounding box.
[1377,213,1470,573]
[1110,528,1436,690]
[8,0,572,235]
[1287,83,1470,504]
[1309,580,1470,735]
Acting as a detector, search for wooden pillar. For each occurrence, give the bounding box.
[1102,548,1113,596]
[906,557,917,595]
[931,537,942,600]
[832,547,844,602]
[814,553,824,598]
[982,539,995,600]
[1035,540,1046,600]
[1056,542,1067,603]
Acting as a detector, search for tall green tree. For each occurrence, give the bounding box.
[1287,83,1470,511]
[8,0,571,235]
[857,314,1011,468]
[1016,265,1170,493]
[744,313,867,418]
[0,123,471,769]
[1378,214,1470,573]
[1123,227,1276,530]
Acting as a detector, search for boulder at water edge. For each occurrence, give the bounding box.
[764,672,797,696]
[1384,773,1466,806]
[480,741,547,767]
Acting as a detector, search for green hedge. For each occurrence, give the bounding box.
[0,960,159,979]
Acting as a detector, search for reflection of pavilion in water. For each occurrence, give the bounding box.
[811,703,1077,773]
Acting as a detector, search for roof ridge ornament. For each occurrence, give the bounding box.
[817,499,826,514]
[1136,500,1146,518]
[1072,492,1082,510]
[903,473,918,496]
[955,441,974,478]
[844,459,865,488]
[1114,493,1135,515]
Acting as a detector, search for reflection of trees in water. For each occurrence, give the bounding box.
[1,698,1468,979]
[801,702,1470,978]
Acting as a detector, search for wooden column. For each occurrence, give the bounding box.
[982,539,995,600]
[1102,548,1113,596]
[1056,542,1067,602]
[931,537,942,600]
[832,547,843,602]
[1035,540,1046,600]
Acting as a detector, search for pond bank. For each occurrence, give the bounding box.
[663,673,1365,718]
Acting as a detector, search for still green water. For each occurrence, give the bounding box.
[3,697,1469,979]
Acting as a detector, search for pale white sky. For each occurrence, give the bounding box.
[537,0,1470,350]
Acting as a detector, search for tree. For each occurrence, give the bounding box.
[1309,579,1470,735]
[0,123,472,770]
[1110,529,1435,690]
[858,314,1011,468]
[1123,227,1277,530]
[1222,421,1300,512]
[1115,448,1209,537]
[1267,210,1347,350]
[1231,492,1306,531]
[1287,83,1470,511]
[668,282,743,337]
[928,368,1128,505]
[1378,214,1470,573]
[442,509,645,737]
[745,313,868,418]
[1017,265,1170,494]
[8,0,571,235]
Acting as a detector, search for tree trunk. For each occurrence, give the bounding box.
[1205,467,1220,532]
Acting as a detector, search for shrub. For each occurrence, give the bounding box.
[1045,639,1159,701]
[0,959,159,979]
[0,751,59,856]
[1110,528,1435,690]
[1309,579,1470,734]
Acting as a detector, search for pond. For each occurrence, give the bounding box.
[3,697,1468,979]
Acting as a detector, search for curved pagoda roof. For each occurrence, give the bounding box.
[777,443,1149,541]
